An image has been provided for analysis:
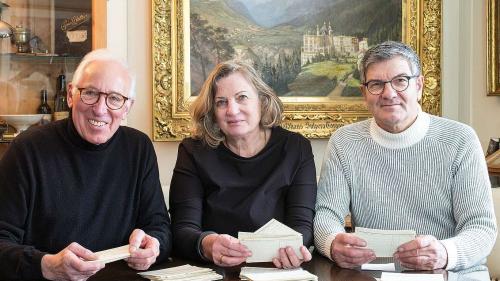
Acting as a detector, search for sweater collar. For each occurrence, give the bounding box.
[369,109,430,149]
[66,118,118,151]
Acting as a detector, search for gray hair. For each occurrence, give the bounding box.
[71,49,136,99]
[359,41,421,82]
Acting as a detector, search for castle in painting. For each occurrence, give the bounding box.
[301,22,368,65]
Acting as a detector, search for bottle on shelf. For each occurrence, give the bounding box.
[53,74,70,121]
[37,89,52,114]
[37,89,52,124]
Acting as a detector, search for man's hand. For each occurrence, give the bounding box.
[126,229,160,270]
[394,235,448,270]
[41,242,104,281]
[201,234,251,267]
[272,245,312,269]
[330,233,376,268]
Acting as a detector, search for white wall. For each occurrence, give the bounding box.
[108,0,500,187]
[106,0,127,59]
[443,0,500,148]
[463,1,500,149]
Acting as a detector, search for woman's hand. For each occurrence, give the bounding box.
[201,234,252,267]
[272,245,312,269]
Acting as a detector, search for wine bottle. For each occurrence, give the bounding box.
[37,89,52,114]
[38,89,52,124]
[53,74,70,121]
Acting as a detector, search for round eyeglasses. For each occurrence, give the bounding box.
[362,75,419,95]
[78,88,129,110]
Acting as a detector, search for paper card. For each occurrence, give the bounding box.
[139,264,212,278]
[242,236,303,263]
[381,272,444,281]
[139,264,223,281]
[240,267,317,281]
[255,219,299,235]
[355,227,416,257]
[361,263,396,271]
[66,30,88,42]
[238,219,304,263]
[90,244,130,264]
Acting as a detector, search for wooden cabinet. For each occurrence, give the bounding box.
[0,0,105,153]
[0,0,106,115]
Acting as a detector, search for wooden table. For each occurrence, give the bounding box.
[88,252,483,281]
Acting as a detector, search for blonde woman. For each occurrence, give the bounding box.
[169,60,316,269]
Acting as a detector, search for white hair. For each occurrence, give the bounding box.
[71,49,136,99]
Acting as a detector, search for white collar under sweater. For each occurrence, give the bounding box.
[369,109,430,149]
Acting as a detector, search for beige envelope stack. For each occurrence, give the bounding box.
[238,219,303,263]
[90,245,131,264]
[138,264,223,281]
[239,267,317,281]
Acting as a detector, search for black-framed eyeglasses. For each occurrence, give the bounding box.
[362,75,419,95]
[77,88,129,110]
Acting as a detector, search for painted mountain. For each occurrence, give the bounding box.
[190,0,401,97]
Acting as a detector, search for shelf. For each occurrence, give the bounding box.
[0,0,106,124]
[0,53,83,64]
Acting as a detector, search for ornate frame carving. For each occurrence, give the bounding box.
[488,0,500,95]
[152,0,442,141]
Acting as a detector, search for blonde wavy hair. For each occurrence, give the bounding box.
[190,60,283,148]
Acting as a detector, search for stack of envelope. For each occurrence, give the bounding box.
[238,219,303,263]
[138,264,222,281]
[90,245,131,264]
[239,267,317,281]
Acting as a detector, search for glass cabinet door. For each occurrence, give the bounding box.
[0,0,107,147]
[0,0,105,143]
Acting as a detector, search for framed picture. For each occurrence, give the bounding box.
[488,0,500,96]
[152,0,442,141]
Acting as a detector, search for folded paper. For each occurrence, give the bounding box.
[139,264,222,281]
[240,266,317,281]
[355,227,416,257]
[90,244,130,264]
[238,219,303,263]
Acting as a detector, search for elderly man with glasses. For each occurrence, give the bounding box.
[314,41,497,272]
[0,49,172,280]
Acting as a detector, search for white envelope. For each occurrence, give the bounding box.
[89,244,131,264]
[355,227,416,257]
[139,264,223,281]
[240,266,317,281]
[239,219,304,263]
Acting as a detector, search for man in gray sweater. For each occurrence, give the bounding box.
[314,41,497,272]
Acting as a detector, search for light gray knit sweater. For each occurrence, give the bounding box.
[314,112,497,271]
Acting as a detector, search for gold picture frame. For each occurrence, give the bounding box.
[488,0,500,95]
[152,0,442,141]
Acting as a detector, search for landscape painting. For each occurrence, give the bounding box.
[152,0,442,141]
[189,0,401,98]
